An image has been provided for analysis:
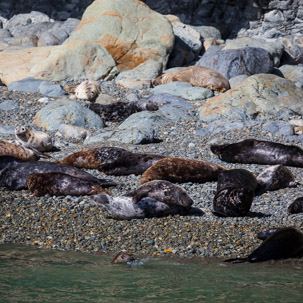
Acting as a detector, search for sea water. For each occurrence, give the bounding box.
[0,244,302,303]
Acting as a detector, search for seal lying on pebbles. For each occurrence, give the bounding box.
[288,197,303,214]
[111,252,135,264]
[26,172,107,197]
[0,161,117,190]
[211,139,303,167]
[86,100,158,123]
[69,79,101,101]
[127,180,193,209]
[0,140,38,161]
[213,169,258,217]
[152,66,230,92]
[256,165,297,194]
[15,125,53,152]
[59,146,165,175]
[92,194,202,220]
[139,157,226,184]
[0,156,22,171]
[225,227,303,263]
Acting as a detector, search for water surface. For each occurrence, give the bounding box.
[0,244,302,303]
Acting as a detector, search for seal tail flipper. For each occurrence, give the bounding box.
[224,258,248,264]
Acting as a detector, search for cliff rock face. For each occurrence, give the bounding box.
[0,0,301,38]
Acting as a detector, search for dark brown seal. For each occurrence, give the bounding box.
[213,169,258,217]
[59,146,165,175]
[127,180,193,209]
[111,252,135,264]
[225,227,303,263]
[288,197,303,214]
[211,139,303,167]
[139,157,226,184]
[256,165,297,194]
[86,100,158,123]
[0,161,117,190]
[152,66,230,92]
[27,172,107,197]
[0,140,38,161]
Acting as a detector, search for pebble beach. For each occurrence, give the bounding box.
[1,82,303,261]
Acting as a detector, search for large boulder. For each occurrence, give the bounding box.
[198,74,303,122]
[196,47,274,79]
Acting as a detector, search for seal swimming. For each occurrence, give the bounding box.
[59,146,165,175]
[86,100,158,123]
[111,252,135,264]
[27,172,108,197]
[127,180,193,209]
[0,161,117,190]
[225,227,303,263]
[288,197,303,214]
[139,157,226,184]
[211,139,303,167]
[213,169,258,217]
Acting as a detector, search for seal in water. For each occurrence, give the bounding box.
[152,66,230,92]
[86,100,158,123]
[111,252,135,264]
[27,172,107,197]
[139,157,226,185]
[288,197,303,214]
[92,194,201,220]
[0,140,38,161]
[59,146,165,175]
[211,139,303,167]
[256,165,297,194]
[0,161,117,190]
[213,169,258,217]
[15,126,53,152]
[127,180,193,209]
[225,227,303,263]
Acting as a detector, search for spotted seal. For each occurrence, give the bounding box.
[69,79,101,101]
[225,227,303,263]
[86,100,158,123]
[59,146,165,175]
[0,140,38,161]
[288,197,303,214]
[127,180,193,209]
[213,169,258,217]
[27,172,108,197]
[256,165,298,194]
[211,139,303,167]
[139,157,226,184]
[15,125,53,152]
[111,252,135,264]
[0,161,117,190]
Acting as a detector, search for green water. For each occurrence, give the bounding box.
[0,244,303,303]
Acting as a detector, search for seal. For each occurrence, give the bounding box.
[111,252,135,264]
[139,157,226,184]
[69,79,101,101]
[59,146,165,175]
[15,125,53,152]
[26,172,107,197]
[0,140,38,161]
[127,180,193,209]
[257,228,281,240]
[0,161,117,190]
[0,156,22,171]
[225,227,303,263]
[211,139,303,167]
[87,100,158,123]
[152,66,230,92]
[288,197,303,214]
[256,165,297,194]
[92,194,202,220]
[213,169,258,217]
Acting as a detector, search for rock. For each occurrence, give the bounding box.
[0,125,15,135]
[110,127,157,145]
[279,65,303,89]
[229,75,248,88]
[67,0,174,71]
[58,124,89,141]
[8,77,44,92]
[153,66,229,92]
[147,93,194,111]
[280,35,303,65]
[223,37,284,67]
[198,74,303,122]
[190,26,221,40]
[116,60,162,89]
[0,28,11,39]
[289,119,303,135]
[262,121,294,136]
[196,47,274,79]
[37,32,61,47]
[0,100,18,111]
[33,99,104,131]
[38,81,67,97]
[151,81,213,101]
[95,93,115,105]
